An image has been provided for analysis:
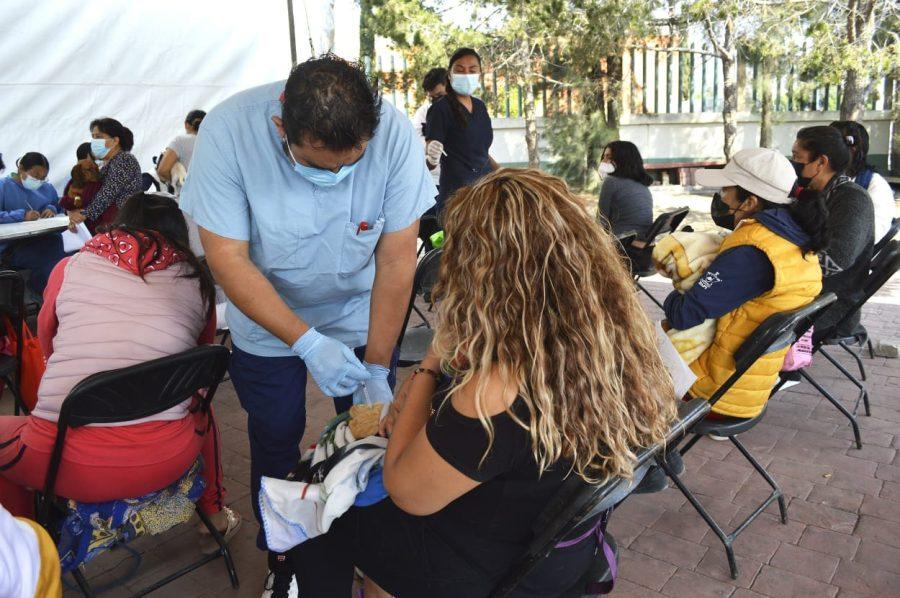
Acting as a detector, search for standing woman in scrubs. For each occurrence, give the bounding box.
[0,152,66,294]
[424,48,498,215]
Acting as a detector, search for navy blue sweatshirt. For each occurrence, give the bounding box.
[664,209,810,330]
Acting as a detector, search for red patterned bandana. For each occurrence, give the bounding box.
[81,230,184,275]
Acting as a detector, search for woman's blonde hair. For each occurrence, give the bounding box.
[432,168,677,483]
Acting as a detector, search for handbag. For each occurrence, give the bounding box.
[2,317,46,411]
[782,326,814,371]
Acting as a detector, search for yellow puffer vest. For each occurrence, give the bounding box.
[689,219,822,418]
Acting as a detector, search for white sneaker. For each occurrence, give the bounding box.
[708,434,730,441]
[261,569,298,598]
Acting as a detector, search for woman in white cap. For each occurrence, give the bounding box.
[664,148,827,420]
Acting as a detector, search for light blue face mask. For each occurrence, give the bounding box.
[91,138,110,159]
[22,175,44,191]
[450,73,481,96]
[285,139,358,187]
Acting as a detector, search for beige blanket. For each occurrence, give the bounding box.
[652,232,725,364]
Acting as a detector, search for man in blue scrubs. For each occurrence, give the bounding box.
[181,55,435,598]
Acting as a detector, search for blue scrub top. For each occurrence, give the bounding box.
[180,81,436,357]
[0,176,60,253]
[424,95,493,209]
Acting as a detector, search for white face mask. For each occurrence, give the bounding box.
[598,161,615,176]
[22,174,44,191]
[450,73,481,96]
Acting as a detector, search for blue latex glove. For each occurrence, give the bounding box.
[292,327,369,397]
[352,362,392,406]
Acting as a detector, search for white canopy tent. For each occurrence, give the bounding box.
[0,0,360,191]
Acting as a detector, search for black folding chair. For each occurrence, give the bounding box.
[0,270,27,415]
[630,208,690,308]
[656,293,837,579]
[614,231,638,257]
[490,397,711,597]
[417,212,441,256]
[873,217,898,259]
[785,240,900,449]
[397,248,442,367]
[35,345,239,597]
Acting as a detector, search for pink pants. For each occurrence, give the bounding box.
[0,407,225,518]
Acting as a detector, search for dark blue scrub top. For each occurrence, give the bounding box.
[424,95,493,210]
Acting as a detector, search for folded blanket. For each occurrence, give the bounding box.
[259,407,388,552]
[652,232,724,364]
[57,459,204,572]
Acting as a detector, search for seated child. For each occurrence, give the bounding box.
[60,143,103,232]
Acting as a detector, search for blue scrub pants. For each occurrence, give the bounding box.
[229,343,398,550]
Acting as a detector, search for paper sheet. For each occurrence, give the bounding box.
[61,223,93,253]
[655,320,698,398]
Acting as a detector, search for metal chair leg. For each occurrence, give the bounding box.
[819,347,871,417]
[656,453,738,579]
[838,340,867,381]
[636,280,664,309]
[412,304,430,324]
[799,370,862,448]
[196,506,240,589]
[72,567,95,597]
[867,339,875,359]
[730,436,787,524]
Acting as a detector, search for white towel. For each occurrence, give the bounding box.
[259,431,387,553]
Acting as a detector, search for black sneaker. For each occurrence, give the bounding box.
[262,552,298,598]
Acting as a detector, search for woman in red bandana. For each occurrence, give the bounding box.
[0,193,241,550]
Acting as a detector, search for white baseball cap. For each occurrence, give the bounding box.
[695,148,796,205]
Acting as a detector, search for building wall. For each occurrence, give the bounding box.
[489,111,894,173]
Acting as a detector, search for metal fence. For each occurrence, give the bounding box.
[377,47,896,119]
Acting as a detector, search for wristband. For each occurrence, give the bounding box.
[414,366,441,382]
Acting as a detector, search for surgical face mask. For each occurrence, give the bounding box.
[598,161,615,176]
[22,174,44,191]
[450,73,481,96]
[285,139,358,187]
[91,138,110,159]
[710,193,747,230]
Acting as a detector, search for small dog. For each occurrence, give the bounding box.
[61,158,101,211]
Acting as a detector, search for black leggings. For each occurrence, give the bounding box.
[291,499,597,597]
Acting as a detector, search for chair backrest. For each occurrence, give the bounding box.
[707,292,837,407]
[820,240,900,344]
[874,217,899,257]
[615,230,638,255]
[397,248,442,347]
[42,345,231,511]
[490,396,710,597]
[640,207,689,244]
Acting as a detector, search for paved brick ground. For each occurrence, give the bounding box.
[3,218,894,596]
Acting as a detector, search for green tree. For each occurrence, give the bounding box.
[800,0,897,120]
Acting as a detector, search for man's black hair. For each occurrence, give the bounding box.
[282,53,381,151]
[423,68,448,92]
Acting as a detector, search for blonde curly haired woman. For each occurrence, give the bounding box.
[291,168,678,597]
